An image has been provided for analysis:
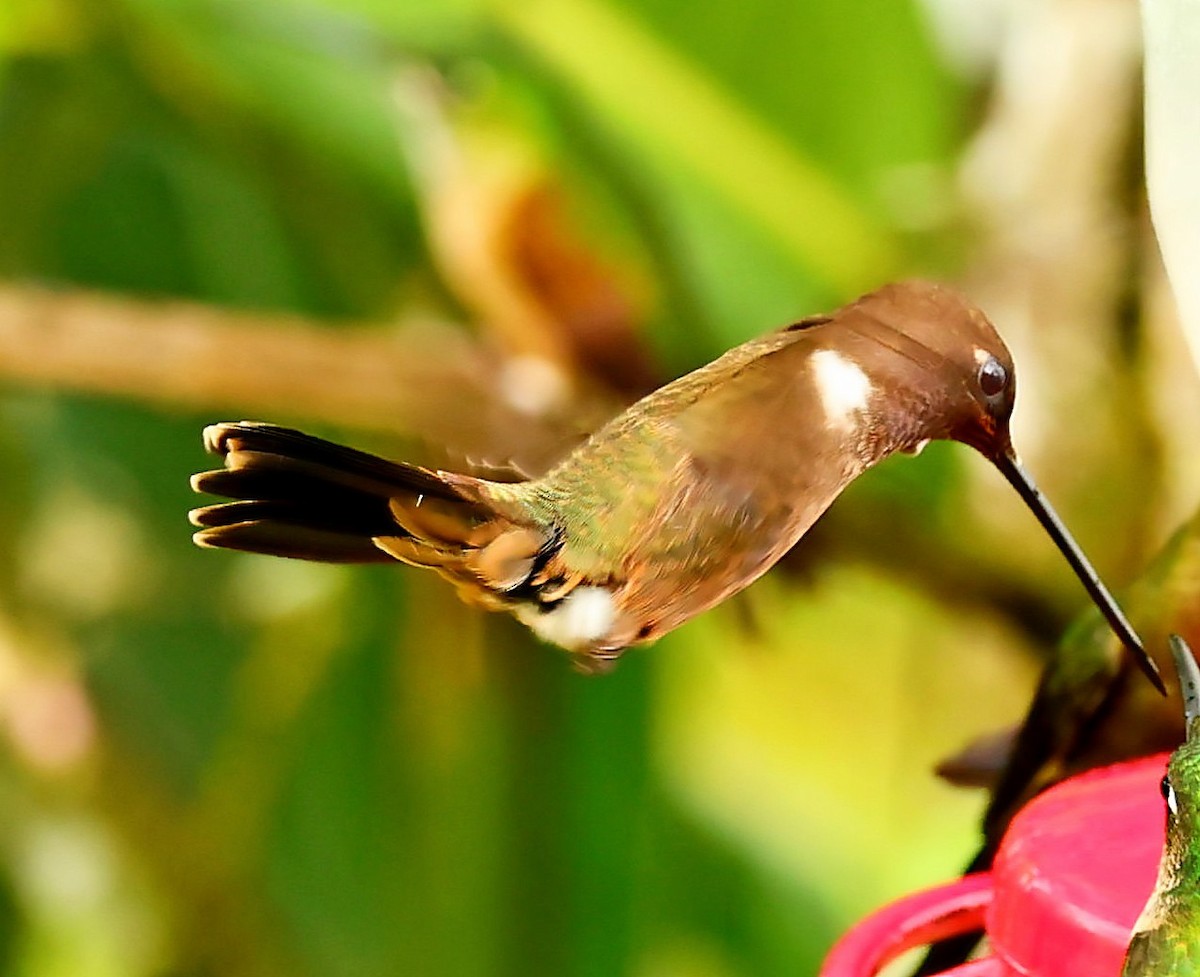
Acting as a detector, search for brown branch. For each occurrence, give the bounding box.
[0,285,616,471]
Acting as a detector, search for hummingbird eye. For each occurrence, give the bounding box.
[978,357,1008,398]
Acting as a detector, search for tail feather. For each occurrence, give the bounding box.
[203,422,474,504]
[190,497,391,539]
[190,422,501,565]
[191,422,616,659]
[190,464,411,535]
[188,421,565,612]
[194,518,396,563]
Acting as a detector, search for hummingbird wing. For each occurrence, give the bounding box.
[980,622,1124,840]
[934,725,1020,789]
[910,623,1127,976]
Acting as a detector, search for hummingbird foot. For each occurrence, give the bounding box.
[571,646,625,676]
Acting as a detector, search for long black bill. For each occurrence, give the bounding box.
[993,451,1166,696]
[1170,635,1200,728]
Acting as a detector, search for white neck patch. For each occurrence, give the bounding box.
[810,349,873,432]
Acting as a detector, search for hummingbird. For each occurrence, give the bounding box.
[1122,634,1200,975]
[189,279,1162,688]
[915,507,1200,975]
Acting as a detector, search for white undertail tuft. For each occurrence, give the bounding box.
[518,586,617,650]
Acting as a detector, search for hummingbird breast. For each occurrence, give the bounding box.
[505,327,897,655]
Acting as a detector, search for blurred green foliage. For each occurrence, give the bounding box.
[0,0,1180,975]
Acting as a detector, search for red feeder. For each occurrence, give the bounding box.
[819,755,1168,976]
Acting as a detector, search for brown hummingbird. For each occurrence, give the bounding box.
[189,279,1162,688]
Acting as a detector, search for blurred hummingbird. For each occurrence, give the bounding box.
[916,507,1200,975]
[1122,634,1200,975]
[189,280,1161,687]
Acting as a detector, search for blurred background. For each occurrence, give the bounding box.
[1,0,1198,974]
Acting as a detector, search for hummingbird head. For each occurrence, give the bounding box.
[945,344,1018,461]
[838,280,1018,463]
[834,280,1165,694]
